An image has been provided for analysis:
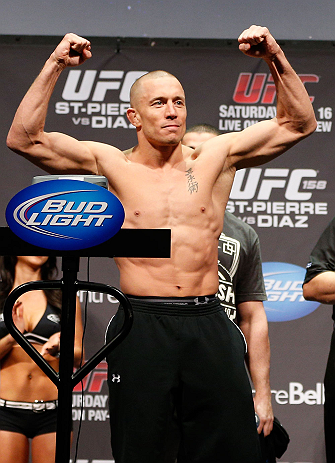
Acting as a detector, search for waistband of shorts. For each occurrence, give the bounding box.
[0,398,58,412]
[124,295,221,315]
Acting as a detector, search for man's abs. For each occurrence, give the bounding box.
[115,254,220,297]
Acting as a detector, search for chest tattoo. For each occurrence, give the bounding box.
[185,168,198,194]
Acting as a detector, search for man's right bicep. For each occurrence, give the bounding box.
[26,131,100,174]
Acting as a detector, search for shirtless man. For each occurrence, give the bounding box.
[7,25,316,463]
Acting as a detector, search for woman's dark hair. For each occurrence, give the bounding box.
[0,256,62,312]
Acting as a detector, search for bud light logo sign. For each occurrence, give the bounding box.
[6,179,125,250]
[262,262,320,322]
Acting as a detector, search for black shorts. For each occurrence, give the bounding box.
[0,405,58,438]
[106,296,261,463]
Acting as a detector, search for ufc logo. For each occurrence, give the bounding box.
[233,73,318,104]
[62,70,147,102]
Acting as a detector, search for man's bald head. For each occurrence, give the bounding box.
[130,70,182,108]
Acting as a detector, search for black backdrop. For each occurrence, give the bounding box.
[1,35,334,462]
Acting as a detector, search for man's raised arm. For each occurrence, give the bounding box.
[6,33,99,174]
[227,25,317,169]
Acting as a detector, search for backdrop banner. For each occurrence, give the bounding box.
[1,36,334,463]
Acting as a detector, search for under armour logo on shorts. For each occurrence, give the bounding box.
[111,374,121,383]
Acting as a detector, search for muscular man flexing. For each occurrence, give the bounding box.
[7,25,316,463]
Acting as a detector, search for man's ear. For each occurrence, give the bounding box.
[127,107,141,128]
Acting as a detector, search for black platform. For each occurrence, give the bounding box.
[0,227,171,257]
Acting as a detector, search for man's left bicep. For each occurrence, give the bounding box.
[229,118,296,170]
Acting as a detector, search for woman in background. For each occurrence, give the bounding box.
[0,255,83,463]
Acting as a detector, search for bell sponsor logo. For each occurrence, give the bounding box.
[271,382,324,406]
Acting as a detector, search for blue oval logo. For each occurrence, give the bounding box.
[262,262,320,322]
[6,179,125,250]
